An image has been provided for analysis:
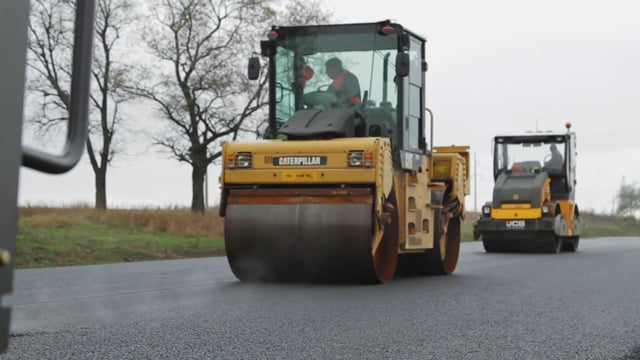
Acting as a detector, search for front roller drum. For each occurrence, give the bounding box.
[224,188,398,283]
[482,231,561,253]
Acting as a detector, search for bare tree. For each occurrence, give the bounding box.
[279,0,333,26]
[247,0,334,139]
[132,0,332,213]
[27,0,74,132]
[27,0,135,209]
[616,178,640,218]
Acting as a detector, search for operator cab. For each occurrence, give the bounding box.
[247,20,430,170]
[493,123,577,200]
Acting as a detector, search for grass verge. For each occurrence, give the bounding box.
[16,207,640,269]
[17,207,225,268]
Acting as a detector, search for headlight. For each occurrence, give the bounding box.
[348,150,373,167]
[227,152,252,169]
[482,205,491,215]
[235,153,252,168]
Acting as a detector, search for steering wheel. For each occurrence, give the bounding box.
[303,88,338,109]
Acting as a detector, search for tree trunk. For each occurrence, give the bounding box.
[95,167,107,210]
[191,163,206,213]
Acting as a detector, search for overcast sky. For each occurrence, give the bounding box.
[18,0,640,214]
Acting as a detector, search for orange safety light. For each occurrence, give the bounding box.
[380,25,395,35]
[267,30,279,41]
[226,153,236,168]
[363,151,373,161]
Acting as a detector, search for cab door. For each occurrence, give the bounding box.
[399,34,428,171]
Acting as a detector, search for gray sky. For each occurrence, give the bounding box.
[18,0,640,214]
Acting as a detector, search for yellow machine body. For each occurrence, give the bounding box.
[220,137,469,283]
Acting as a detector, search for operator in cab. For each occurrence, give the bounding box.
[544,144,563,171]
[325,57,361,107]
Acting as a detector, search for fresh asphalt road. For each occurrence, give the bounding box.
[2,237,640,360]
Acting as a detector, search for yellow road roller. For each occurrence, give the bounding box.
[474,123,581,253]
[219,20,470,283]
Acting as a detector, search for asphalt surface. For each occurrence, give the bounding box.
[2,237,640,360]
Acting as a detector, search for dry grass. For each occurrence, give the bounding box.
[17,206,226,268]
[19,206,225,238]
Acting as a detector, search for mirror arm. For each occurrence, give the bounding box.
[22,0,96,174]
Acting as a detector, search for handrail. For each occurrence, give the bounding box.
[425,107,433,153]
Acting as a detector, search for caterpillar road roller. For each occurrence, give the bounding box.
[219,20,470,283]
[474,123,581,253]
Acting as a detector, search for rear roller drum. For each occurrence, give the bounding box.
[396,210,461,276]
[425,213,461,274]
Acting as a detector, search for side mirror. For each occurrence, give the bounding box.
[248,56,260,80]
[395,53,410,78]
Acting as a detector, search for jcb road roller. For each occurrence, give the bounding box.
[474,123,581,253]
[219,20,470,283]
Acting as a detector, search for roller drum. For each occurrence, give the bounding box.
[482,231,561,253]
[224,188,395,283]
